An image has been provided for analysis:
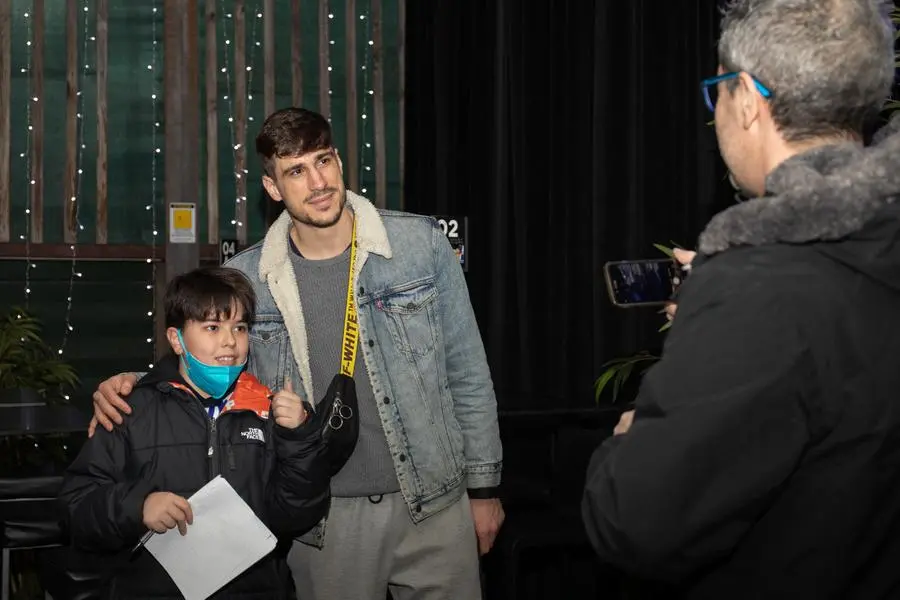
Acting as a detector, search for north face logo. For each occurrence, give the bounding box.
[240,427,265,443]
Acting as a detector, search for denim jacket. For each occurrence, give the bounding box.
[225,192,502,545]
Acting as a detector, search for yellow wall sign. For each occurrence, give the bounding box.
[169,203,196,243]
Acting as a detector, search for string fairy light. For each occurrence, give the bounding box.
[144,0,162,370]
[358,3,373,196]
[218,0,263,238]
[324,4,332,121]
[21,7,34,305]
[58,0,93,362]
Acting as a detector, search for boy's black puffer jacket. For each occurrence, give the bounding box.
[59,354,330,599]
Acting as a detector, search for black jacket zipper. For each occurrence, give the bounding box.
[208,414,219,479]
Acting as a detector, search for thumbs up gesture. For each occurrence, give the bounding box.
[271,380,308,429]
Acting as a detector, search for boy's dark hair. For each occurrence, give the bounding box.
[256,107,333,178]
[164,267,256,329]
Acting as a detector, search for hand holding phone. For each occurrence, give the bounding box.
[603,258,688,308]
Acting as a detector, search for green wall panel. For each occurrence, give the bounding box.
[2,0,403,405]
[6,0,403,248]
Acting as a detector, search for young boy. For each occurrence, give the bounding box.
[59,266,330,599]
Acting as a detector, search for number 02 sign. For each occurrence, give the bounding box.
[434,216,467,272]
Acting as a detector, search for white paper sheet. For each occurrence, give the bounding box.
[144,475,277,600]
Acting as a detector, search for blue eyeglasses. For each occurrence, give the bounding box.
[701,72,772,112]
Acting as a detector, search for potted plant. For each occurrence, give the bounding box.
[0,306,81,475]
[0,308,82,597]
[0,307,79,405]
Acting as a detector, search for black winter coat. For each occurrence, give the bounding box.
[59,355,330,599]
[583,116,900,599]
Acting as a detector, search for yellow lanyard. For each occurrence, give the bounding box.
[339,218,360,377]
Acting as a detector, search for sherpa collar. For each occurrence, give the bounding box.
[257,190,392,281]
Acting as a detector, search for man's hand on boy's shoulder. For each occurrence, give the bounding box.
[143,491,193,535]
[89,372,139,437]
[270,380,308,430]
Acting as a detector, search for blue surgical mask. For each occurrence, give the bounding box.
[176,331,246,399]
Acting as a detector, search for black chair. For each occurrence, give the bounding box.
[0,475,105,600]
[0,476,63,600]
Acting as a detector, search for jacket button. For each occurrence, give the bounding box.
[406,302,416,309]
[261,333,270,340]
[359,286,365,295]
[368,339,374,347]
[383,396,390,404]
[399,453,406,462]
[415,504,422,513]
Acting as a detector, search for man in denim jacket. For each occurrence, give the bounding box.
[90,107,504,599]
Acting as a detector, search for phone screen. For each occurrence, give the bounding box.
[604,259,685,307]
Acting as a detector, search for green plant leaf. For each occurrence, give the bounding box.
[611,360,637,402]
[658,320,672,332]
[653,243,675,258]
[594,367,620,403]
[594,352,659,404]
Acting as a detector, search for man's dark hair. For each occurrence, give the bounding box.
[164,267,256,329]
[256,107,333,178]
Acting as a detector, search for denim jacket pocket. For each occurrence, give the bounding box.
[374,280,439,358]
[248,314,289,390]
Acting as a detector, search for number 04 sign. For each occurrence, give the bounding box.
[219,239,239,264]
[433,216,467,272]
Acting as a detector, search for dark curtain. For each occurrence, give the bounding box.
[404,0,737,410]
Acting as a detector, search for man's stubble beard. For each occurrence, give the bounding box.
[289,187,347,229]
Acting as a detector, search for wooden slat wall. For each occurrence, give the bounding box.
[0,243,218,261]
[0,1,10,242]
[263,0,275,118]
[318,0,330,117]
[398,0,405,209]
[371,0,386,209]
[30,0,45,243]
[205,0,218,244]
[63,0,77,243]
[291,0,302,106]
[2,0,406,250]
[233,0,247,244]
[345,0,359,192]
[96,0,109,243]
[164,0,201,280]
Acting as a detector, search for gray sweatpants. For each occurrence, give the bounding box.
[287,492,482,600]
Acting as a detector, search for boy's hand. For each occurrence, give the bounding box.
[271,380,308,429]
[143,492,194,535]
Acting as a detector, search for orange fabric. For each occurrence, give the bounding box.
[168,372,272,419]
[224,372,272,418]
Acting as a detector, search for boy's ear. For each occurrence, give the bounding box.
[167,327,185,355]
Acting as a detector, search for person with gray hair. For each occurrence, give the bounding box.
[583,0,900,597]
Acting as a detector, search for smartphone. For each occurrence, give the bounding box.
[603,258,686,308]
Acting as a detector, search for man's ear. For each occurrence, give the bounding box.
[167,327,185,356]
[737,72,762,131]
[262,175,283,202]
